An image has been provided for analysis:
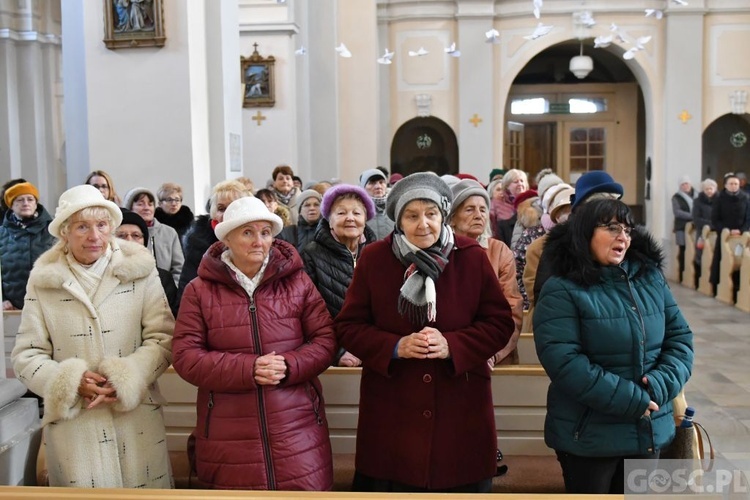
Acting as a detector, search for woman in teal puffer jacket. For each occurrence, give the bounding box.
[533,198,693,495]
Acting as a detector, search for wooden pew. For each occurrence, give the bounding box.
[517,332,539,365]
[697,227,716,296]
[160,365,552,459]
[716,228,744,305]
[735,232,750,313]
[681,222,696,289]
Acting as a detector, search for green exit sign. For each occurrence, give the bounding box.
[549,103,570,114]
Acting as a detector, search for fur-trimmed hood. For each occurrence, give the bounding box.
[29,238,157,290]
[543,222,664,287]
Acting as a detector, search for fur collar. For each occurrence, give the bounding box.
[155,205,194,228]
[29,238,157,289]
[543,222,664,287]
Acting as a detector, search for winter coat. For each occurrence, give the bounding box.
[178,214,217,301]
[709,189,750,286]
[277,216,319,253]
[485,238,523,364]
[155,205,195,242]
[671,190,694,246]
[533,226,694,458]
[512,223,546,310]
[173,239,336,490]
[334,234,515,490]
[0,205,55,309]
[301,219,377,319]
[11,239,174,488]
[147,218,184,286]
[692,191,715,235]
[365,202,394,240]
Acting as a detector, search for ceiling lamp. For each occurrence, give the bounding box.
[569,41,593,79]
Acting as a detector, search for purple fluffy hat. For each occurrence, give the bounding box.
[320,183,376,221]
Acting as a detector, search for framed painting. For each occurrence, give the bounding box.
[103,0,166,50]
[242,44,275,108]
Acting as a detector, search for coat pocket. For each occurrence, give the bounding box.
[573,408,592,441]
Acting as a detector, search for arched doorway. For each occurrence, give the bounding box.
[390,117,458,176]
[702,114,750,181]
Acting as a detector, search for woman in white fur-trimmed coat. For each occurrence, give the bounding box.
[11,185,174,489]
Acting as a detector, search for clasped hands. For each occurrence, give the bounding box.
[254,352,287,386]
[397,327,450,359]
[78,370,118,410]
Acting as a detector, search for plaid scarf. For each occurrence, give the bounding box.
[272,186,298,207]
[391,226,454,325]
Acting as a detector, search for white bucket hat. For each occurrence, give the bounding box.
[214,196,283,241]
[49,185,123,238]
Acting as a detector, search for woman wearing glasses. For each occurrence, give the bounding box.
[155,182,194,242]
[84,170,122,205]
[533,198,694,495]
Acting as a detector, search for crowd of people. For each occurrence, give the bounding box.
[1,165,697,494]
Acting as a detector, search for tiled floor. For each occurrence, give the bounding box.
[672,282,750,462]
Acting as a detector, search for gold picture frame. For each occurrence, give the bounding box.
[241,44,276,108]
[103,0,166,50]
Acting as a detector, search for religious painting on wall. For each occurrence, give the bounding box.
[103,0,166,50]
[241,44,275,108]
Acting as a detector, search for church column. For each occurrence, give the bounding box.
[456,1,496,178]
[0,38,21,180]
[336,0,378,183]
[661,6,705,273]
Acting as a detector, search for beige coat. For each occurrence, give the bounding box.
[522,235,546,332]
[486,238,523,364]
[12,239,174,488]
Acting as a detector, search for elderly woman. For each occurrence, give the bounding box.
[155,182,194,241]
[123,187,184,286]
[173,196,336,490]
[691,178,717,287]
[178,179,251,298]
[489,168,528,245]
[447,179,522,365]
[301,184,377,367]
[84,170,121,205]
[11,184,174,488]
[0,181,55,310]
[671,176,694,283]
[335,173,514,493]
[709,172,749,295]
[533,198,693,494]
[269,164,300,223]
[277,189,323,252]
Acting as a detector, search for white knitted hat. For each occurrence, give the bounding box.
[214,196,283,241]
[49,185,123,238]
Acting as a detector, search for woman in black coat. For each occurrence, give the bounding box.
[709,173,749,295]
[301,184,377,366]
[691,178,717,287]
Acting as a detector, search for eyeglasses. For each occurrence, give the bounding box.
[90,183,109,190]
[115,231,144,241]
[161,197,182,203]
[596,222,633,237]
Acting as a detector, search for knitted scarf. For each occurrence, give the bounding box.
[66,245,113,300]
[391,226,454,325]
[272,186,298,207]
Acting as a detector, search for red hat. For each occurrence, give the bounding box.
[513,189,538,211]
[455,173,479,182]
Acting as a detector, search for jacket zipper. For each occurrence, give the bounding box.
[249,295,276,490]
[204,391,214,438]
[623,270,648,373]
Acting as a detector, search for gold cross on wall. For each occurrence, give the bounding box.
[252,111,267,126]
[678,110,692,124]
[469,113,483,127]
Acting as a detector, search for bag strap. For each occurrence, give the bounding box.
[694,421,715,472]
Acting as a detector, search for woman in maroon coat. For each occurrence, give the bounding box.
[335,173,515,493]
[173,196,336,490]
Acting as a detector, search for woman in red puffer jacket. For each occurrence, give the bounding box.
[173,196,336,490]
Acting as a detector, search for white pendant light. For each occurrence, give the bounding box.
[569,41,593,79]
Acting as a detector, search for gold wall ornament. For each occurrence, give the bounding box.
[103,0,166,50]
[241,44,276,108]
[678,110,692,124]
